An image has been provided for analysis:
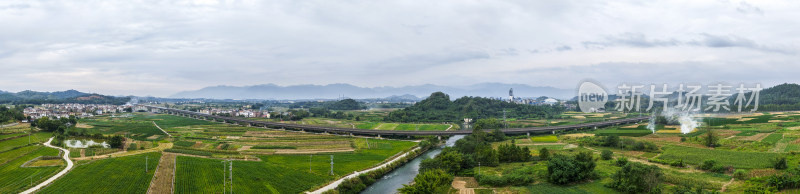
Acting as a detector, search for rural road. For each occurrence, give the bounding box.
[20,137,74,194]
[307,147,420,194]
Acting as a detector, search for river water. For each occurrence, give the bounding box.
[361,135,465,194]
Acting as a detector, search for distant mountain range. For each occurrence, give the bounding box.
[170,83,575,100]
[0,89,131,105]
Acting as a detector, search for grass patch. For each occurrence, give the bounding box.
[657,145,782,169]
[530,135,558,143]
[376,123,398,130]
[761,133,783,144]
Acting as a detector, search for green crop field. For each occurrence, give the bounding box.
[355,122,380,129]
[761,133,783,144]
[530,135,559,143]
[259,139,415,176]
[394,124,416,130]
[40,152,160,193]
[593,128,653,137]
[524,182,618,194]
[657,145,782,169]
[146,114,217,129]
[80,117,164,140]
[0,132,26,140]
[0,146,62,193]
[0,132,52,153]
[376,123,399,130]
[175,156,329,194]
[419,124,449,131]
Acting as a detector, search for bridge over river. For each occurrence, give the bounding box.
[143,105,648,137]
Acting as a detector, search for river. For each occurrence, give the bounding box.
[361,135,465,194]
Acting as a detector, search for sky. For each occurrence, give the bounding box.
[0,0,798,97]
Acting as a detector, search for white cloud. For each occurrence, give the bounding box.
[0,0,798,97]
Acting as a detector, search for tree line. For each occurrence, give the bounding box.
[385,92,566,123]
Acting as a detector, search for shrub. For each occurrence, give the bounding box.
[700,160,717,170]
[710,165,732,173]
[615,157,629,167]
[773,157,788,170]
[539,147,549,161]
[398,169,453,194]
[734,169,748,180]
[601,150,613,160]
[127,143,138,151]
[610,162,663,194]
[547,152,596,185]
[670,159,685,167]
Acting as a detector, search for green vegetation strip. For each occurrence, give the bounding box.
[657,145,781,169]
[40,152,160,193]
[0,146,62,193]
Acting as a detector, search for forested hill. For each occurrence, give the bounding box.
[754,83,800,111]
[0,90,131,105]
[384,92,566,123]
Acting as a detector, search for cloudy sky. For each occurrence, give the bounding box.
[1,0,798,97]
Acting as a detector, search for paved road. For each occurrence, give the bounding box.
[20,137,74,194]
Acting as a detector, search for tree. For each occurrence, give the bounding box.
[704,129,717,148]
[539,147,550,160]
[547,152,596,185]
[603,135,620,147]
[399,169,453,194]
[109,135,124,149]
[490,128,506,142]
[498,143,531,163]
[601,150,613,160]
[474,118,503,130]
[610,162,663,193]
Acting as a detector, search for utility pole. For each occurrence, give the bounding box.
[365,138,370,149]
[230,160,233,194]
[222,161,226,194]
[309,155,312,173]
[145,156,148,173]
[329,155,334,175]
[502,110,507,128]
[478,162,481,176]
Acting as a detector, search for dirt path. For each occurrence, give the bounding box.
[452,177,477,194]
[20,137,74,194]
[80,149,86,157]
[721,178,735,192]
[147,153,176,194]
[446,124,453,131]
[152,121,172,137]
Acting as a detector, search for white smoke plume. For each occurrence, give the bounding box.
[647,107,702,134]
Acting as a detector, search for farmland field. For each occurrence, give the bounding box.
[0,132,52,152]
[0,146,62,193]
[175,156,329,194]
[530,135,559,143]
[656,145,781,169]
[40,152,160,193]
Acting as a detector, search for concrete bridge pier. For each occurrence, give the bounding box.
[526,132,530,137]
[437,136,441,141]
[377,134,381,138]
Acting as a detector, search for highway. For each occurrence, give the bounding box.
[143,105,648,137]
